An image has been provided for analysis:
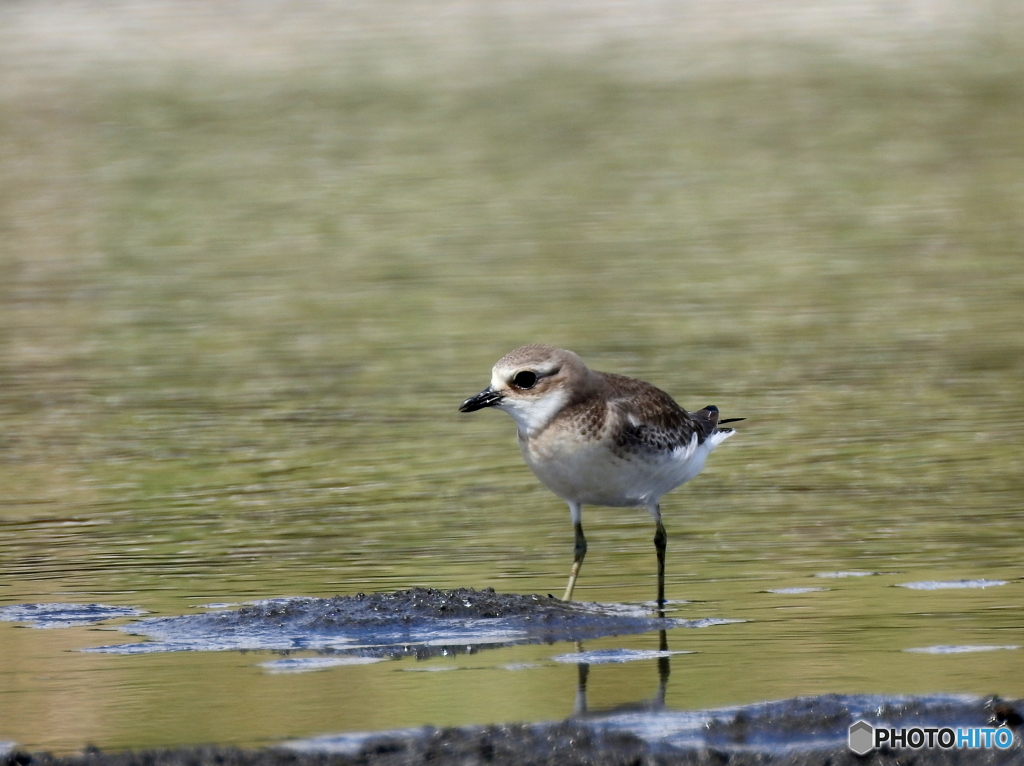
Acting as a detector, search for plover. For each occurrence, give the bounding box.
[459,345,741,608]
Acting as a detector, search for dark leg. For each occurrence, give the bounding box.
[654,518,667,614]
[563,519,588,601]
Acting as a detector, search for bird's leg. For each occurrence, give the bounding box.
[563,522,587,601]
[654,522,667,613]
[563,502,587,601]
[649,503,667,614]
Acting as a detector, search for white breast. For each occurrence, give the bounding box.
[519,429,732,508]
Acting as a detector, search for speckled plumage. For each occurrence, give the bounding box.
[459,345,741,606]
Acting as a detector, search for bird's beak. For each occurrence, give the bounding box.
[459,386,504,412]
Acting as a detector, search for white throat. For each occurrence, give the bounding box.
[493,384,569,436]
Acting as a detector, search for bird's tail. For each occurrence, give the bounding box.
[692,405,744,442]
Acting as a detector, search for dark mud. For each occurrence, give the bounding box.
[6,694,1022,766]
[83,588,724,658]
[286,692,1023,759]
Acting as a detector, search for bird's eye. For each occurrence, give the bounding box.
[512,370,537,390]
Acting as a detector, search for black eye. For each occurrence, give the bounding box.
[512,370,537,390]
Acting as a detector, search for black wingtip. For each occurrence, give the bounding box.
[719,417,745,424]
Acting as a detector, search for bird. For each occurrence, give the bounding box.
[459,344,741,609]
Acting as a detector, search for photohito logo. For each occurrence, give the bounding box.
[848,720,1015,754]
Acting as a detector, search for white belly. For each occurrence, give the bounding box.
[519,431,729,508]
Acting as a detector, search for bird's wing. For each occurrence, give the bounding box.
[600,373,702,455]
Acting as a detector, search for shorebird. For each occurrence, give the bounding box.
[459,345,741,608]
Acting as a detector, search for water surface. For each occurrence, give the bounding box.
[1,0,1023,754]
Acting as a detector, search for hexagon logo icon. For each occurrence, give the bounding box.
[849,720,875,755]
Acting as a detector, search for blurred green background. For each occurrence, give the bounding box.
[1,0,1022,753]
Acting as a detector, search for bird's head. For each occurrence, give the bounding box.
[459,345,590,434]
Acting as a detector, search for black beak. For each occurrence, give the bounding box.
[459,386,504,413]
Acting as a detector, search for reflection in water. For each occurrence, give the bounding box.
[2,0,1024,754]
[571,629,671,718]
[562,630,1021,755]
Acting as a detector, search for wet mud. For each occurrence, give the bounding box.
[0,603,147,629]
[6,694,1022,766]
[4,589,1021,763]
[82,588,715,657]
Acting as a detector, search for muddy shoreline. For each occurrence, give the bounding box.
[68,587,716,657]
[4,589,1021,764]
[6,689,1021,766]
[7,716,1024,766]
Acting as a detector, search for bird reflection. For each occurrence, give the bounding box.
[570,628,671,717]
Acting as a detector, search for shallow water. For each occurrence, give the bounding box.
[1,552,1021,752]
[2,0,1024,756]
